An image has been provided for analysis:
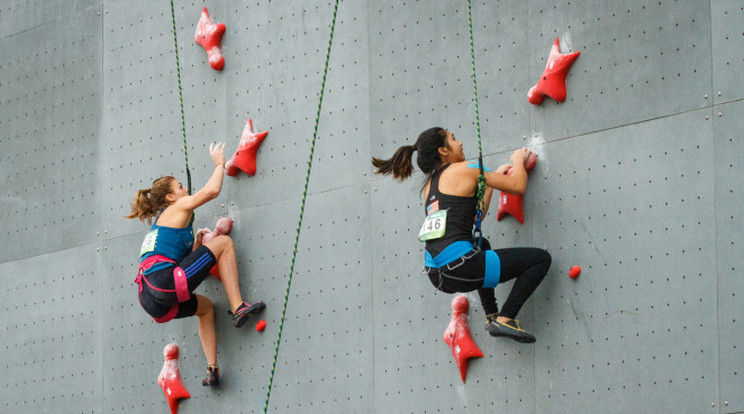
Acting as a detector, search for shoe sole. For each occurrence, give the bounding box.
[487,326,536,343]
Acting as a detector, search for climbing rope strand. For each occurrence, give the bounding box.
[169,0,192,193]
[263,1,340,413]
[467,0,487,246]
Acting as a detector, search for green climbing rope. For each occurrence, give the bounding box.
[169,0,192,193]
[263,1,340,412]
[466,0,485,206]
[467,0,487,247]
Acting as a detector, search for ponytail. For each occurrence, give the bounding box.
[372,145,416,181]
[371,127,448,181]
[125,176,175,224]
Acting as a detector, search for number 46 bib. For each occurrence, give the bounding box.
[418,210,447,242]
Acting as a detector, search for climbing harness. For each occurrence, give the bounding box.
[169,0,192,193]
[466,0,486,248]
[134,255,189,323]
[263,1,340,413]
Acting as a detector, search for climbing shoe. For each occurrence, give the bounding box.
[228,301,266,328]
[485,314,536,343]
[202,366,220,386]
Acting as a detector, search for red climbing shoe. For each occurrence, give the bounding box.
[202,366,220,386]
[228,301,266,328]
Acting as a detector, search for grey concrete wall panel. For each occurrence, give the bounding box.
[3,0,744,413]
[0,0,100,39]
[101,0,197,240]
[0,244,102,413]
[469,1,532,154]
[369,2,487,158]
[0,6,102,263]
[711,0,744,104]
[304,0,371,196]
[715,100,744,411]
[266,184,373,413]
[528,1,712,140]
[532,109,719,413]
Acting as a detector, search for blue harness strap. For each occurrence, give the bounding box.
[483,250,501,288]
[424,241,473,268]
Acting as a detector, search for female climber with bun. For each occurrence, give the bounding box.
[372,127,551,343]
[126,142,265,386]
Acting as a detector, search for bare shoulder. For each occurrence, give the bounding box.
[443,161,478,178]
[156,204,192,228]
[438,162,478,196]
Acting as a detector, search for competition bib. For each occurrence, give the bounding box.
[140,229,158,256]
[418,210,447,242]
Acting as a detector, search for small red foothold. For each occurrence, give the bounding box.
[569,266,581,279]
[256,320,267,332]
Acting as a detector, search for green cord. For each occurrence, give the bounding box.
[466,0,487,213]
[263,1,340,412]
[169,0,191,192]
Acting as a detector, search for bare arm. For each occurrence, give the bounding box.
[483,148,531,196]
[479,164,510,220]
[174,142,227,212]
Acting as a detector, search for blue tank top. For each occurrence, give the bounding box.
[139,211,194,273]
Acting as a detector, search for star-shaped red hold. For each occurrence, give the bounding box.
[195,7,226,71]
[527,38,580,105]
[226,119,268,177]
[157,344,191,414]
[443,296,483,383]
[497,153,537,224]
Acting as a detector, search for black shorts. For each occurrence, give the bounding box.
[138,245,217,321]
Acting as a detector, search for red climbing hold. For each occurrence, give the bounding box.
[157,344,191,414]
[527,38,580,105]
[201,217,233,281]
[195,7,226,71]
[443,296,483,383]
[256,320,267,332]
[569,265,581,279]
[226,119,268,177]
[496,152,537,224]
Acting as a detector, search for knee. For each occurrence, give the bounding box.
[539,249,552,269]
[196,295,215,318]
[205,234,233,255]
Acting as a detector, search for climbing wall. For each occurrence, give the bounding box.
[1,0,743,413]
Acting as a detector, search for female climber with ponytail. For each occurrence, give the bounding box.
[372,127,551,343]
[126,142,265,385]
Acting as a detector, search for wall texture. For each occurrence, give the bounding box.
[1,1,742,413]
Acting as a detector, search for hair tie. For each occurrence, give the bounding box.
[411,144,417,152]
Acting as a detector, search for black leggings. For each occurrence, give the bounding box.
[426,238,551,319]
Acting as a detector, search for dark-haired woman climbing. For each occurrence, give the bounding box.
[126,143,265,385]
[372,127,550,343]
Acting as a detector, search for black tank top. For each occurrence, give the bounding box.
[424,164,478,257]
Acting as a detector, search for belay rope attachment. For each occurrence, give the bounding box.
[169,0,192,193]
